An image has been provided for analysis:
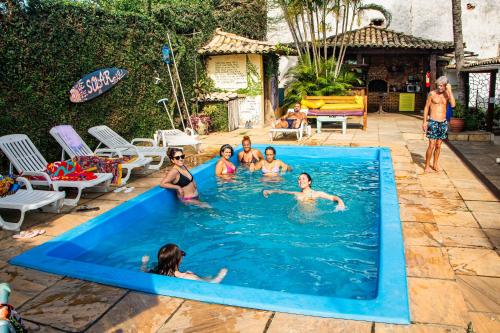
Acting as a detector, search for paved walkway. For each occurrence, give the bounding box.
[0,113,499,332]
[449,141,500,195]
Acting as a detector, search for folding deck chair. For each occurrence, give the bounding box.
[0,177,65,231]
[88,126,166,170]
[50,125,152,185]
[0,134,112,206]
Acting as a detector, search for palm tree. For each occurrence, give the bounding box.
[451,0,465,105]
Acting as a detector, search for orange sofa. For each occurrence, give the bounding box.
[301,95,368,130]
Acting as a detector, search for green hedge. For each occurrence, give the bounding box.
[0,0,267,172]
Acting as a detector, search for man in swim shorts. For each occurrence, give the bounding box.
[274,103,307,129]
[422,76,455,173]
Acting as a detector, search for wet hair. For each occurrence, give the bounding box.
[436,76,448,87]
[300,172,312,187]
[155,243,185,277]
[242,135,251,144]
[265,146,276,155]
[168,148,183,160]
[220,144,234,157]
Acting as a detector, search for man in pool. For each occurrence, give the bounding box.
[273,102,307,129]
[263,172,345,210]
[422,76,455,173]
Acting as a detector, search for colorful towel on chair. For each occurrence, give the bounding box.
[45,160,97,181]
[73,156,135,185]
[0,175,20,197]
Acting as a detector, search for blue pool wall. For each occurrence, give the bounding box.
[10,145,410,324]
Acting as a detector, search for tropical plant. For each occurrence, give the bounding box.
[452,102,466,118]
[273,0,392,79]
[283,56,361,107]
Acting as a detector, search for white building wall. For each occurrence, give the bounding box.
[268,0,500,78]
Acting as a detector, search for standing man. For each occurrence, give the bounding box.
[422,76,456,173]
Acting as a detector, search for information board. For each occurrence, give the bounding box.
[207,55,247,90]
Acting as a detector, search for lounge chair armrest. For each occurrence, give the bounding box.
[114,145,147,159]
[21,171,52,185]
[185,128,198,137]
[131,138,157,147]
[16,177,34,191]
[94,148,123,158]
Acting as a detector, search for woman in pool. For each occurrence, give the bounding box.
[263,172,345,210]
[237,136,264,166]
[250,146,290,176]
[215,144,237,177]
[160,148,200,202]
[141,243,227,283]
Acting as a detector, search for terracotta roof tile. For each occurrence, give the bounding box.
[198,28,295,55]
[326,26,454,50]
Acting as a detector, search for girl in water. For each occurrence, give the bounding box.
[215,144,237,177]
[141,244,227,283]
[237,136,264,166]
[250,146,290,176]
[263,172,345,210]
[160,148,201,203]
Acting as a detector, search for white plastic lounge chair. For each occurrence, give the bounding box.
[0,134,112,206]
[269,110,310,142]
[88,126,166,170]
[50,125,152,185]
[0,177,65,231]
[153,128,201,152]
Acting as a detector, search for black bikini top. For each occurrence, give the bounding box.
[174,168,193,188]
[240,151,258,164]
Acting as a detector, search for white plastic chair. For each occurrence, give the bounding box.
[0,177,65,231]
[50,125,152,185]
[269,110,310,141]
[88,126,166,170]
[153,128,201,152]
[0,134,112,206]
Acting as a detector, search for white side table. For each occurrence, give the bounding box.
[316,116,347,134]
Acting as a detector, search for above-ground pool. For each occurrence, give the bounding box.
[11,145,409,323]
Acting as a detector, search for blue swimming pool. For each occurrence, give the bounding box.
[11,146,409,323]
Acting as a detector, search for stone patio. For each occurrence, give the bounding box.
[1,113,499,332]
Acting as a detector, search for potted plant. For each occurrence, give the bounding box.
[449,102,466,132]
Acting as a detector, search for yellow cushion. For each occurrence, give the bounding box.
[354,96,364,105]
[301,99,325,109]
[320,103,363,110]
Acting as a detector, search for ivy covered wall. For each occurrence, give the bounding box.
[0,0,267,170]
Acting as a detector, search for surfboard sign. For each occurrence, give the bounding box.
[69,68,128,103]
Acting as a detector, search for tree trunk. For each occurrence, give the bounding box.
[451,0,465,105]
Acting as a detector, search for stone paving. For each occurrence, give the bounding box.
[0,113,499,332]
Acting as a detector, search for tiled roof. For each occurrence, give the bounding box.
[194,92,239,102]
[447,56,500,69]
[326,26,454,50]
[198,28,295,55]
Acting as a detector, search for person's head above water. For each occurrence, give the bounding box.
[168,148,185,166]
[220,144,234,158]
[242,136,252,152]
[156,243,186,276]
[298,172,312,189]
[264,146,276,162]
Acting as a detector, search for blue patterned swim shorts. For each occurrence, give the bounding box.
[426,119,448,140]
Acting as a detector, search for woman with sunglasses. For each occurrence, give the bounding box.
[161,148,199,202]
[263,172,345,210]
[215,144,237,177]
[237,136,263,167]
[141,243,227,283]
[250,146,290,176]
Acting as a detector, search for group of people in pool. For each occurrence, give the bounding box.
[147,136,345,283]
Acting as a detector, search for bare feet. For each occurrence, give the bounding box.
[433,165,442,172]
[424,167,435,173]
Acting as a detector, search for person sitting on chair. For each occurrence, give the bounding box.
[274,103,307,129]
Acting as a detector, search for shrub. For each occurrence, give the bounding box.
[202,103,228,132]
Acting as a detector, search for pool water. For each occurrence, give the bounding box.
[77,158,379,299]
[11,146,409,323]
